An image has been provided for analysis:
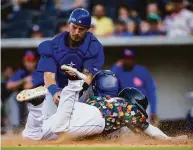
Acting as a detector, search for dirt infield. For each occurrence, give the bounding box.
[2,132,193,148]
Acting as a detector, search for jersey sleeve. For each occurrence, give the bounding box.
[8,69,26,82]
[111,64,123,74]
[31,71,44,87]
[36,41,57,73]
[83,43,105,75]
[37,56,57,73]
[127,106,149,132]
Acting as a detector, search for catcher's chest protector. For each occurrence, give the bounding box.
[51,32,97,72]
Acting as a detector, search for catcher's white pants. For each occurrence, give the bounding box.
[22,80,105,140]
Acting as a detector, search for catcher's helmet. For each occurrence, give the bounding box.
[118,87,148,111]
[68,8,91,28]
[92,70,120,97]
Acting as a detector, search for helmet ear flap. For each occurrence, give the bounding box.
[118,87,148,110]
[91,75,98,94]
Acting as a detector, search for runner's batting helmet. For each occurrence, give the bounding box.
[68,8,91,28]
[118,87,148,111]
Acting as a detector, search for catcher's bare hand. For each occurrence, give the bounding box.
[65,70,79,80]
[65,70,77,76]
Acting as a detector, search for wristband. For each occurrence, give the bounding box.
[48,84,61,96]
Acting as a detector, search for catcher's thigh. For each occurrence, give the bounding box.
[67,102,105,137]
[42,92,57,120]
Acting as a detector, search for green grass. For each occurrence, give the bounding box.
[1,147,192,150]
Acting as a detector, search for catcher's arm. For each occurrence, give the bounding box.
[44,72,56,88]
[82,68,93,84]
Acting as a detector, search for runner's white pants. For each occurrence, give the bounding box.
[22,80,105,140]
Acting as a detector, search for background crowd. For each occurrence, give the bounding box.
[1,0,193,38]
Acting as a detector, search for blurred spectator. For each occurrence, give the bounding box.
[88,0,117,19]
[117,5,140,34]
[57,21,69,33]
[164,0,193,36]
[141,14,165,36]
[147,3,159,15]
[113,20,133,37]
[54,0,88,11]
[2,66,15,82]
[139,20,150,34]
[30,25,45,39]
[11,0,43,12]
[11,0,29,12]
[129,9,141,26]
[111,49,158,126]
[92,4,114,36]
[2,0,193,38]
[127,20,137,35]
[117,6,137,35]
[31,31,44,39]
[89,17,97,34]
[6,51,44,133]
[118,5,132,24]
[1,66,15,134]
[165,1,174,15]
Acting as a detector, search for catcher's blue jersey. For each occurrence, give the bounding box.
[37,32,104,88]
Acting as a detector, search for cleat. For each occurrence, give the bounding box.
[17,86,47,102]
[61,64,87,80]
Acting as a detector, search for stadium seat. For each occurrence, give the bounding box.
[37,20,56,32]
[58,11,70,20]
[9,10,33,22]
[3,31,28,38]
[42,30,55,37]
[37,10,58,21]
[2,20,31,38]
[1,21,12,34]
[11,20,31,30]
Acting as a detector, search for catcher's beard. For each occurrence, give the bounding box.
[68,34,85,48]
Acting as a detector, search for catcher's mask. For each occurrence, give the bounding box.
[92,70,120,97]
[118,87,148,118]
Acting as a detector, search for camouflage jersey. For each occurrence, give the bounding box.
[85,96,149,133]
